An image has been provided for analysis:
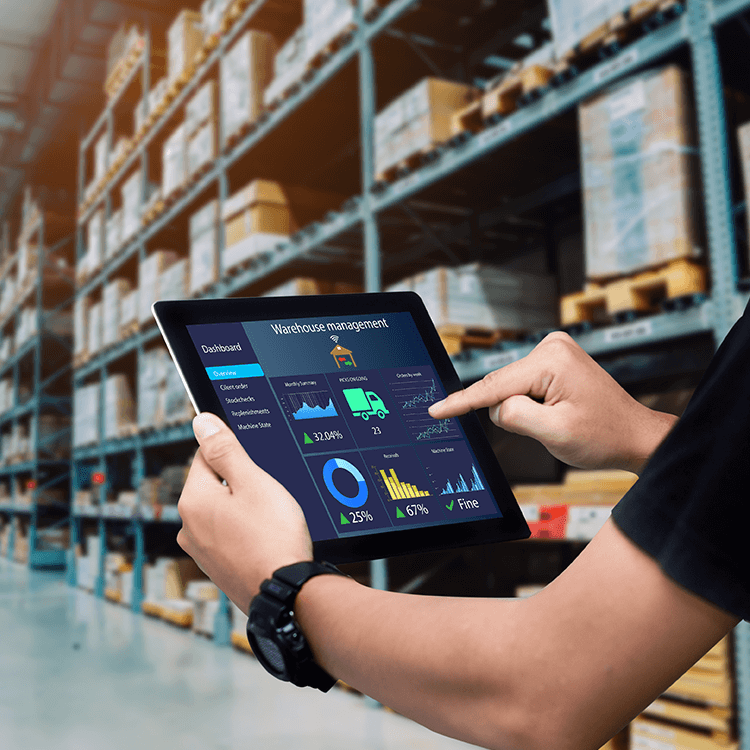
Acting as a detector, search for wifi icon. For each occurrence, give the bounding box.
[330,335,339,343]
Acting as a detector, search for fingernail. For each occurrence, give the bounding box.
[428,399,445,414]
[193,413,221,440]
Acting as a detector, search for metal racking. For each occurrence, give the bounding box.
[69,0,750,736]
[0,206,74,570]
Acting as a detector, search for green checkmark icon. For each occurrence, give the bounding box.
[446,499,454,511]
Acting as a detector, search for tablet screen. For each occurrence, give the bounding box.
[186,311,504,544]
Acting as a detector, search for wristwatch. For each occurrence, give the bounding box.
[247,560,347,691]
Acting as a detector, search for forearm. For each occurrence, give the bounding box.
[296,575,531,750]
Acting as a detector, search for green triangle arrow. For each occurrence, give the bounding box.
[304,433,313,444]
[396,507,405,519]
[340,513,350,525]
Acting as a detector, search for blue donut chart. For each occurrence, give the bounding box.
[322,458,368,508]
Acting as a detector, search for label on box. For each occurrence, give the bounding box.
[603,319,652,344]
[593,48,640,85]
[608,79,646,120]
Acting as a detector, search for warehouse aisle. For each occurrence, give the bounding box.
[0,560,474,750]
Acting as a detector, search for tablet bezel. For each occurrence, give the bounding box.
[153,292,530,563]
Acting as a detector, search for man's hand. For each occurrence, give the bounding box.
[177,412,313,613]
[429,331,677,474]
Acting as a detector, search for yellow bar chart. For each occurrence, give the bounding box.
[379,468,431,500]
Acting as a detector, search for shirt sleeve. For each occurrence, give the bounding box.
[611,305,750,622]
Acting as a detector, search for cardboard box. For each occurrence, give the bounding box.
[264,26,306,106]
[386,264,558,331]
[546,0,629,59]
[375,78,477,176]
[138,250,179,324]
[138,346,169,429]
[168,10,203,83]
[192,599,221,637]
[220,30,275,144]
[185,80,217,137]
[159,258,188,301]
[187,120,216,177]
[164,356,194,424]
[201,0,232,37]
[104,374,136,440]
[119,289,138,336]
[121,171,142,242]
[221,180,293,270]
[87,210,104,276]
[304,0,362,63]
[87,301,102,356]
[135,77,170,132]
[94,133,109,182]
[162,124,187,197]
[189,200,220,294]
[102,279,131,347]
[73,383,100,447]
[105,209,123,259]
[579,66,702,279]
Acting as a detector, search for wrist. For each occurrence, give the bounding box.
[623,409,679,476]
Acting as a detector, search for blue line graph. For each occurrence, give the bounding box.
[402,379,438,409]
[283,391,338,420]
[415,420,452,441]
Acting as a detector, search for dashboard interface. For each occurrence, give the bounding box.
[187,312,504,543]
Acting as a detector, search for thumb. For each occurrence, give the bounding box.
[490,395,558,443]
[192,412,257,488]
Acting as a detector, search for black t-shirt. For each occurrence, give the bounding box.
[611,303,750,622]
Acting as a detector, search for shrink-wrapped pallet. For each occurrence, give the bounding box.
[387,264,558,331]
[189,200,220,294]
[87,301,102,356]
[138,250,179,324]
[138,346,169,429]
[119,289,138,337]
[167,10,203,84]
[201,0,232,37]
[303,0,362,62]
[159,258,188,300]
[220,31,275,145]
[221,180,293,271]
[73,383,100,447]
[121,171,142,242]
[162,124,187,197]
[264,26,307,106]
[579,66,702,279]
[185,80,217,137]
[105,209,123,259]
[375,78,477,177]
[193,599,221,637]
[263,278,363,296]
[87,210,104,278]
[94,133,108,183]
[104,373,136,440]
[102,278,131,347]
[187,120,216,177]
[546,0,629,60]
[136,78,170,132]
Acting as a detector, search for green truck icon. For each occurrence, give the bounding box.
[342,388,389,420]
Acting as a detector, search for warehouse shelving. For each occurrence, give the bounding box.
[0,203,75,569]
[67,0,750,741]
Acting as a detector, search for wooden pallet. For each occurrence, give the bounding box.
[482,64,555,125]
[160,606,193,629]
[142,601,161,618]
[374,143,443,184]
[104,588,122,604]
[437,324,522,356]
[643,697,733,738]
[105,43,144,100]
[306,25,357,70]
[553,0,684,83]
[560,259,708,327]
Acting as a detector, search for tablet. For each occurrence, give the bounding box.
[153,293,530,563]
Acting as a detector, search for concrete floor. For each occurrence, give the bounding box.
[0,559,476,750]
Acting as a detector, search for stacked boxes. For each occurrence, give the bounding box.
[264,27,307,106]
[546,0,629,59]
[138,346,169,430]
[375,78,477,178]
[162,125,187,198]
[220,31,275,145]
[105,209,123,260]
[185,81,218,178]
[87,301,102,357]
[102,279,131,347]
[73,383,100,447]
[120,171,142,243]
[143,556,204,605]
[188,580,221,637]
[263,277,363,296]
[119,289,138,337]
[201,0,232,38]
[189,201,220,294]
[159,258,188,301]
[79,210,104,282]
[221,180,293,271]
[104,374,136,440]
[386,264,558,332]
[167,10,203,84]
[138,250,179,325]
[304,0,355,62]
[74,297,89,359]
[579,66,702,279]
